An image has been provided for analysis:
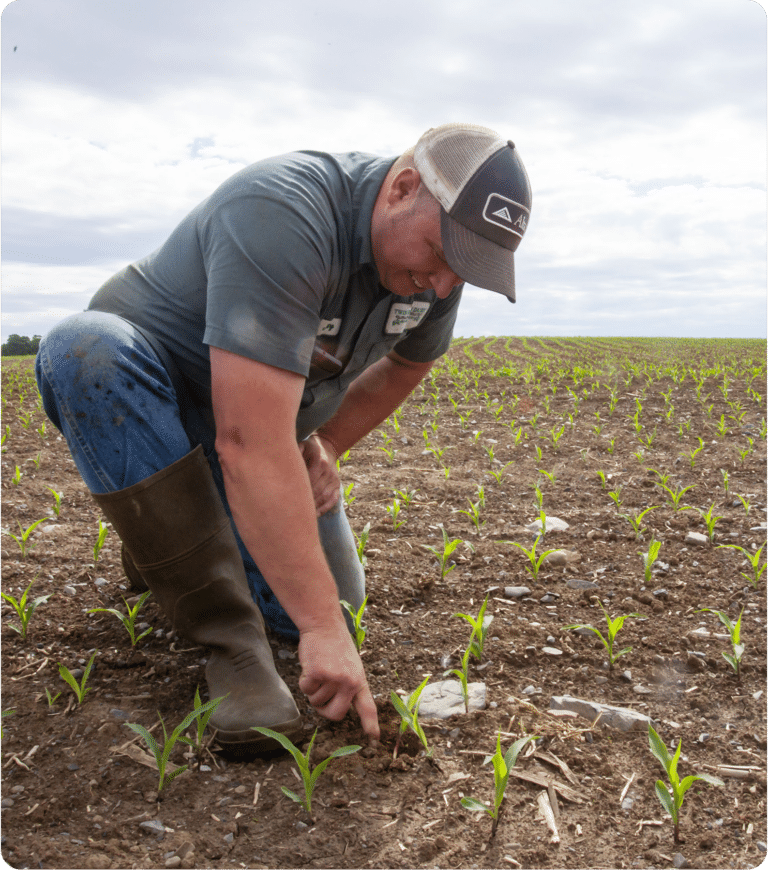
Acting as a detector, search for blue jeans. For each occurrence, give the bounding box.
[35,310,365,640]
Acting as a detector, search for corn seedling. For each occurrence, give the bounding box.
[488,461,513,484]
[460,732,537,839]
[426,527,470,581]
[340,596,368,652]
[454,594,493,662]
[696,607,745,679]
[126,696,227,792]
[44,688,62,708]
[186,687,228,761]
[550,424,565,449]
[620,505,658,540]
[47,487,62,517]
[1,576,53,639]
[88,590,153,647]
[11,465,22,486]
[445,644,473,712]
[716,543,765,588]
[596,470,607,489]
[394,487,418,508]
[93,520,109,562]
[648,724,723,844]
[379,444,396,464]
[6,516,48,557]
[736,494,751,516]
[562,602,644,670]
[353,522,371,568]
[390,676,432,760]
[640,535,662,584]
[458,497,485,531]
[684,436,705,469]
[386,497,405,530]
[502,535,558,581]
[253,726,360,815]
[58,649,98,705]
[658,481,695,511]
[343,481,356,507]
[695,503,722,542]
[608,487,623,510]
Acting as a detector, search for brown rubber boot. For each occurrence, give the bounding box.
[92,445,302,751]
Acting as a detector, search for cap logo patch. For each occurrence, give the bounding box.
[483,193,529,239]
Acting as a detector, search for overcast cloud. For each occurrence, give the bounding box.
[2,0,765,342]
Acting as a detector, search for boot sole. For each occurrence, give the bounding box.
[212,715,304,753]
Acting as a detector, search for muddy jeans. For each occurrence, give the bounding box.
[35,310,365,640]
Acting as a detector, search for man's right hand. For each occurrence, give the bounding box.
[297,621,380,740]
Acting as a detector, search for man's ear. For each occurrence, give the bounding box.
[387,166,421,205]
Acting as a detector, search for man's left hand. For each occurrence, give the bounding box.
[299,434,340,516]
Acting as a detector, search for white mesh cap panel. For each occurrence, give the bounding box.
[413,123,507,210]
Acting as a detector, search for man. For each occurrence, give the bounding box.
[36,122,531,751]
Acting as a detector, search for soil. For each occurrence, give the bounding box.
[1,337,766,871]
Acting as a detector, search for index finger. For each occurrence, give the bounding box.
[352,683,380,740]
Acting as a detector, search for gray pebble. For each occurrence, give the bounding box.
[140,820,165,835]
[504,586,531,599]
[673,852,689,868]
[164,857,182,869]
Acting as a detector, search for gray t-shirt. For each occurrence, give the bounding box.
[89,150,463,439]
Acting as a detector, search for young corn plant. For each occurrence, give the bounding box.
[1,576,53,639]
[460,732,537,839]
[648,724,723,844]
[340,596,368,652]
[6,517,48,558]
[502,535,558,582]
[93,520,110,562]
[353,522,371,568]
[185,688,229,762]
[445,644,473,713]
[58,650,98,705]
[640,536,662,584]
[87,590,153,647]
[658,481,695,511]
[426,527,471,581]
[458,497,485,532]
[696,607,745,680]
[454,595,493,662]
[684,436,705,469]
[620,505,658,540]
[390,676,432,760]
[47,487,62,517]
[695,503,723,542]
[252,727,361,816]
[716,542,765,588]
[562,602,644,670]
[126,696,228,793]
[386,497,406,530]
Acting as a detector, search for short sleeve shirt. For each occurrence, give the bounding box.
[88,150,463,439]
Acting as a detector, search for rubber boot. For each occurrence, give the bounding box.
[92,445,302,751]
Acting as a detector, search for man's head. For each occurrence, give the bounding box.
[371,123,531,302]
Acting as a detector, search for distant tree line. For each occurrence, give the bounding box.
[1,334,41,357]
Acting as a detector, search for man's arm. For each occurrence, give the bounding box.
[209,346,379,738]
[300,350,435,514]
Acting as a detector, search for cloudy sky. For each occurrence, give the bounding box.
[2,0,766,343]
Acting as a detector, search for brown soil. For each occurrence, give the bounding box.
[1,337,766,870]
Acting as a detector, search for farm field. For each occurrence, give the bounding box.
[1,336,766,870]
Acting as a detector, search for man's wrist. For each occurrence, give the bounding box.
[315,431,343,461]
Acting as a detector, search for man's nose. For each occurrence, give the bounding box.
[431,269,462,299]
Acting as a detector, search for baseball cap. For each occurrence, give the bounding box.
[413,123,531,302]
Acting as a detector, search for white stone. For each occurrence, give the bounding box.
[411,680,486,719]
[685,532,709,546]
[526,515,570,533]
[549,695,655,732]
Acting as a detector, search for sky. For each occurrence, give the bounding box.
[1,0,766,342]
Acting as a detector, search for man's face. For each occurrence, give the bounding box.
[371,169,464,300]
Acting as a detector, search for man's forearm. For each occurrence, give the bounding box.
[316,352,434,457]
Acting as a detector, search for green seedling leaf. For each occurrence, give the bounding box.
[1,575,53,639]
[251,726,361,815]
[88,590,153,647]
[58,649,98,704]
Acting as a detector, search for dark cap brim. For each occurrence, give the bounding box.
[441,209,516,302]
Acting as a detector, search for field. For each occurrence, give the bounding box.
[1,336,766,870]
